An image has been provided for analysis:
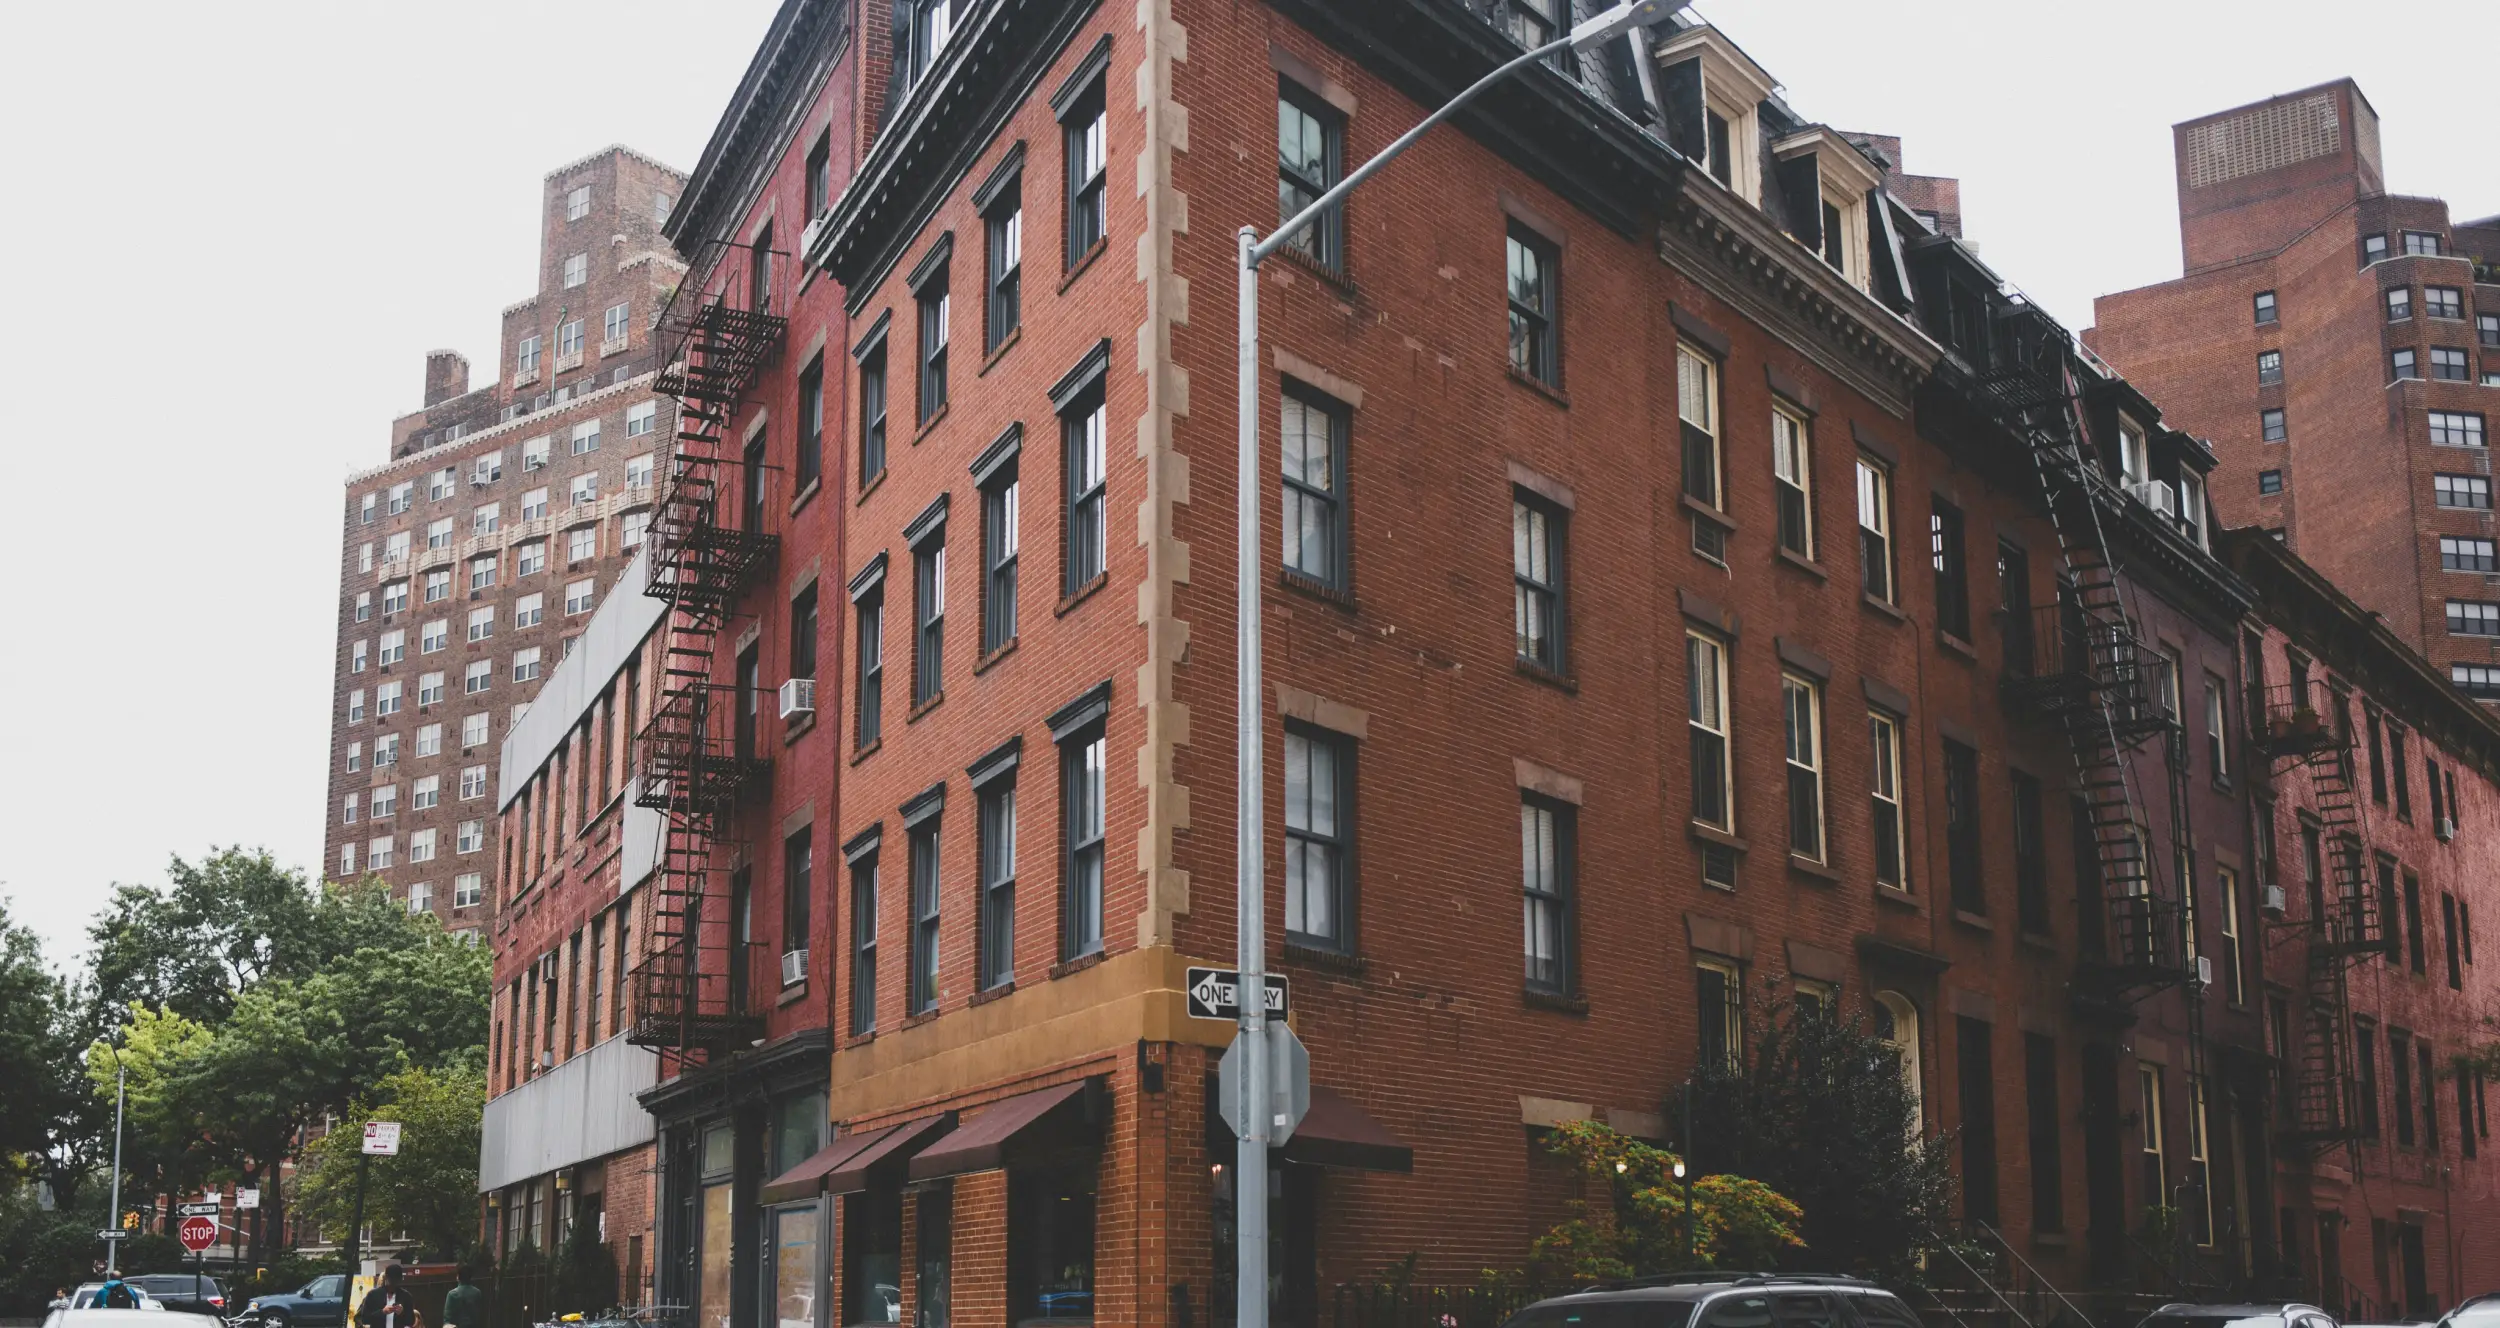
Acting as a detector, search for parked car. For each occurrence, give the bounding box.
[244,1275,350,1328]
[124,1275,225,1317]
[43,1309,168,1328]
[2438,1296,2500,1328]
[2135,1303,2343,1328]
[1504,1273,1928,1328]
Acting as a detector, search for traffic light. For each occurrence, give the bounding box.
[121,1211,139,1230]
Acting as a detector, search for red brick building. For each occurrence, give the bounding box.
[2090,82,2500,699]
[606,5,2500,1327]
[327,146,688,931]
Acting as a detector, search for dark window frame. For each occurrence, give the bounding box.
[980,451,1020,656]
[1504,220,1560,386]
[1282,721,1356,954]
[915,259,951,425]
[796,354,825,492]
[984,177,1022,353]
[1944,738,1983,916]
[2257,349,2283,385]
[1931,497,1970,640]
[859,335,890,487]
[856,583,885,749]
[1513,488,1567,673]
[1520,791,1576,997]
[2261,408,2287,442]
[912,522,946,709]
[1061,72,1108,268]
[976,771,1016,991]
[1058,720,1107,963]
[849,846,879,1035]
[2253,289,2277,324]
[1276,78,1345,271]
[907,813,941,1016]
[1280,381,1351,592]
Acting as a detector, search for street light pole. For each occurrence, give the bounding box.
[1230,7,1682,1326]
[105,1059,126,1276]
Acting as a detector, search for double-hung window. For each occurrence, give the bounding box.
[849,841,879,1035]
[1688,631,1733,831]
[513,647,541,682]
[2253,290,2277,324]
[806,132,832,220]
[1869,710,1907,890]
[2431,347,2470,381]
[515,592,544,628]
[424,569,451,603]
[1931,498,1970,639]
[1513,492,1565,672]
[1503,0,1558,48]
[796,356,824,492]
[1677,347,1722,510]
[417,672,444,707]
[976,758,1017,990]
[1059,361,1108,595]
[571,419,600,456]
[2261,408,2288,442]
[626,401,657,438]
[566,579,596,616]
[462,715,488,750]
[558,318,584,359]
[1280,386,1348,589]
[1857,458,1894,602]
[356,591,372,622]
[894,0,955,99]
[1277,80,1343,269]
[911,513,946,708]
[1696,957,1742,1071]
[1057,702,1107,962]
[1782,674,1824,861]
[2442,537,2496,572]
[790,584,818,687]
[382,581,409,615]
[603,301,630,348]
[1520,793,1572,995]
[1284,726,1353,953]
[977,434,1020,655]
[858,323,889,486]
[379,629,405,666]
[915,254,950,424]
[522,486,549,520]
[2437,474,2492,509]
[426,518,453,550]
[1771,404,1814,558]
[2430,411,2486,448]
[855,570,885,748]
[2426,287,2463,321]
[473,504,501,537]
[2393,348,2420,380]
[2446,600,2500,636]
[570,472,597,509]
[1061,71,1107,266]
[1505,223,1559,385]
[980,159,1023,351]
[516,541,547,576]
[907,803,941,1016]
[2257,349,2283,385]
[464,660,492,694]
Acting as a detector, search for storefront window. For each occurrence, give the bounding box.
[775,1091,828,1176]
[845,1190,903,1325]
[774,1206,821,1328]
[1009,1165,1098,1326]
[700,1182,734,1328]
[915,1184,952,1328]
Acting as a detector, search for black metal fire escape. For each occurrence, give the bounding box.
[626,236,786,1065]
[2257,678,2378,1147]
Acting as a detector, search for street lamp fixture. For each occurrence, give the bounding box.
[1229,6,1688,1326]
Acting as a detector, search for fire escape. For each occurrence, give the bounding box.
[2257,678,2378,1147]
[626,236,786,1065]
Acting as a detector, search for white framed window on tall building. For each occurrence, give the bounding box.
[566,579,596,615]
[420,620,447,653]
[460,764,489,799]
[568,526,597,564]
[473,450,503,484]
[522,435,551,470]
[423,569,451,603]
[404,880,432,913]
[470,554,498,590]
[464,660,492,694]
[566,185,591,220]
[572,419,601,455]
[351,639,368,673]
[376,681,403,716]
[360,493,379,524]
[621,510,649,548]
[457,820,484,854]
[385,531,411,562]
[570,472,598,507]
[515,592,544,628]
[473,503,501,536]
[522,486,549,520]
[461,714,489,751]
[372,784,398,818]
[359,542,375,573]
[513,647,542,682]
[340,843,357,876]
[626,453,654,489]
[342,793,358,825]
[563,253,588,288]
[355,591,373,622]
[627,401,658,436]
[416,723,442,757]
[388,482,413,515]
[429,468,456,501]
[417,671,445,706]
[517,541,547,576]
[518,335,541,377]
[558,318,585,359]
[374,733,400,766]
[346,741,362,772]
[468,607,495,642]
[368,836,394,869]
[412,776,440,811]
[426,517,452,550]
[454,873,483,909]
[603,302,630,347]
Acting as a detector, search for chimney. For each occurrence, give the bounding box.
[424,350,471,408]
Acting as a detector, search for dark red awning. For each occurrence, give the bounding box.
[757,1127,888,1206]
[908,1078,1102,1181]
[1281,1086,1413,1173]
[826,1114,953,1194]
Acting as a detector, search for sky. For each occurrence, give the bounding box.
[0,1,2489,966]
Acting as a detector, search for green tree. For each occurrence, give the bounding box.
[294,1063,487,1262]
[0,897,77,1179]
[1683,997,1960,1284]
[1525,1120,1805,1284]
[551,1206,621,1314]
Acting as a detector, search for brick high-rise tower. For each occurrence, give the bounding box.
[325,147,688,929]
[2091,81,2500,698]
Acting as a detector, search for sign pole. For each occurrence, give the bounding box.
[105,1061,126,1276]
[344,1153,371,1276]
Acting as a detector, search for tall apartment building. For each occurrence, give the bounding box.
[325,147,690,929]
[2090,82,2500,699]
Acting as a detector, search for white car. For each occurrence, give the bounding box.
[62,1285,167,1312]
[45,1308,171,1328]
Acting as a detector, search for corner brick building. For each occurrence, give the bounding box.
[325,147,688,930]
[2090,82,2500,700]
[504,6,2500,1327]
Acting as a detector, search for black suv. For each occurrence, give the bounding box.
[1505,1274,1928,1328]
[126,1274,227,1317]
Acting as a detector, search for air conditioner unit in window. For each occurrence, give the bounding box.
[2130,480,2177,517]
[2192,955,2213,989]
[2438,816,2455,841]
[780,949,809,986]
[778,677,815,720]
[2261,884,2287,916]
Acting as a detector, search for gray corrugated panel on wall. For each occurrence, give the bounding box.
[499,547,667,811]
[478,1034,660,1192]
[620,786,664,894]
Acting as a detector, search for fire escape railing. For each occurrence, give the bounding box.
[626,236,789,1061]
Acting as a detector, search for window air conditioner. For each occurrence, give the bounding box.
[2131,480,2177,517]
[780,949,809,986]
[2261,884,2287,916]
[2192,955,2213,989]
[2438,816,2456,842]
[778,677,815,720]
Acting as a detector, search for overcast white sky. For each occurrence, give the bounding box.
[0,1,2488,965]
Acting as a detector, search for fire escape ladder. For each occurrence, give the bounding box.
[2257,679,2376,1146]
[625,236,788,1065]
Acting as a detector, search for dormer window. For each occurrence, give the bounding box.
[2118,419,2150,491]
[2177,469,2208,550]
[1656,27,1775,207]
[893,0,956,102]
[1771,127,1882,292]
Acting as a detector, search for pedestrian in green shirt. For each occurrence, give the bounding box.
[441,1266,487,1328]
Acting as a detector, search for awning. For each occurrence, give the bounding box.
[757,1128,887,1207]
[908,1078,1104,1181]
[826,1113,953,1194]
[1280,1086,1413,1173]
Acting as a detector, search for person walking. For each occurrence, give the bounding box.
[355,1263,423,1328]
[441,1265,487,1328]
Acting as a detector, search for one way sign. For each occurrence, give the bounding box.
[1185,966,1290,1021]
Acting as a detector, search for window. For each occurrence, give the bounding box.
[2446,893,2464,989]
[351,639,368,673]
[2218,864,2245,1004]
[2447,600,2500,636]
[389,482,413,515]
[2012,771,2048,934]
[417,672,445,707]
[2394,1029,2417,1145]
[1277,80,1343,269]
[516,335,542,379]
[384,531,412,565]
[856,581,884,747]
[368,836,395,870]
[377,680,403,716]
[558,318,584,360]
[2425,286,2463,321]
[1504,223,1559,385]
[461,761,488,796]
[2253,290,2277,324]
[2259,408,2287,443]
[622,510,649,549]
[2203,675,2230,782]
[470,503,502,538]
[568,526,596,564]
[423,569,451,603]
[2138,1063,2167,1199]
[513,647,542,682]
[1772,405,1814,558]
[359,542,375,573]
[2428,411,2486,448]
[654,190,672,223]
[2442,536,2495,571]
[2405,231,2442,257]
[978,774,1016,990]
[2357,1021,2381,1137]
[2363,233,2391,265]
[912,526,945,708]
[346,741,361,772]
[2259,470,2284,496]
[850,846,878,1034]
[424,518,454,552]
[562,253,587,288]
[361,493,379,524]
[1060,722,1106,961]
[1931,498,1970,639]
[1513,492,1565,672]
[1678,347,1722,511]
[1869,710,1907,890]
[1944,738,1982,915]
[908,817,940,1015]
[412,776,440,811]
[1695,956,1742,1071]
[374,733,399,766]
[519,486,549,522]
[1061,380,1107,594]
[339,843,356,876]
[569,472,598,508]
[355,591,372,623]
[571,420,601,457]
[795,357,823,492]
[916,259,949,424]
[1062,75,1107,265]
[1521,794,1573,996]
[893,0,956,96]
[2387,287,2414,321]
[343,793,359,825]
[419,620,447,655]
[1503,0,1558,47]
[2436,474,2490,509]
[1280,386,1348,589]
[454,873,483,909]
[1780,675,1825,861]
[1283,726,1353,952]
[980,456,1019,655]
[457,820,483,855]
[602,301,630,348]
[805,130,832,220]
[563,184,591,221]
[1857,459,1893,602]
[372,784,399,818]
[515,593,544,628]
[2406,871,2427,972]
[471,555,501,593]
[1688,631,1733,831]
[2431,347,2470,381]
[382,581,409,615]
[2257,349,2283,385]
[2393,348,2420,380]
[626,400,658,439]
[984,176,1023,350]
[790,583,818,685]
[859,336,888,485]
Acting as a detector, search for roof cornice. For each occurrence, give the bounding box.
[668,0,852,251]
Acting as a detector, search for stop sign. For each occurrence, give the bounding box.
[177,1216,217,1254]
